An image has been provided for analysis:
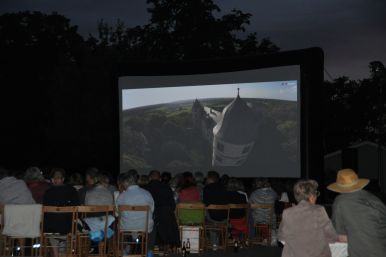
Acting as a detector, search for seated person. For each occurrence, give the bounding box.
[116,170,155,253]
[202,171,229,248]
[0,167,35,204]
[145,170,180,252]
[78,167,99,204]
[278,180,337,257]
[227,178,248,241]
[43,168,80,257]
[24,166,51,204]
[249,178,278,240]
[203,171,229,222]
[177,171,200,202]
[83,173,115,242]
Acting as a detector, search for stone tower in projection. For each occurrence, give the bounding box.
[212,89,258,166]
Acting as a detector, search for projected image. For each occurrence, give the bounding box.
[120,81,299,177]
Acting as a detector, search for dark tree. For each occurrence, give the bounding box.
[91,0,279,60]
[323,61,386,153]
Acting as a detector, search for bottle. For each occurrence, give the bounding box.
[186,238,190,254]
[234,240,239,252]
[182,241,186,257]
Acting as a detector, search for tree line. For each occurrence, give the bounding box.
[0,0,384,170]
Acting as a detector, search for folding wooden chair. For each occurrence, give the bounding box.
[204,204,230,251]
[41,206,77,257]
[176,202,205,253]
[2,204,42,256]
[117,205,149,257]
[76,205,114,257]
[249,203,274,246]
[227,203,249,248]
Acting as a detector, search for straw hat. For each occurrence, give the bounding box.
[327,168,369,193]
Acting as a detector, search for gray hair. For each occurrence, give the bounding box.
[24,166,44,182]
[118,169,138,190]
[293,179,318,203]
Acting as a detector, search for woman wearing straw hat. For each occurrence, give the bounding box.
[328,168,386,257]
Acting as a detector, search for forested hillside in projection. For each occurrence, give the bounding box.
[121,97,297,173]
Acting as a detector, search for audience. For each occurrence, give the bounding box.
[278,180,337,257]
[145,170,180,252]
[78,167,99,204]
[138,174,150,188]
[116,169,155,252]
[98,170,117,194]
[227,178,248,242]
[194,171,205,200]
[203,171,229,221]
[42,168,80,257]
[68,172,84,191]
[24,166,51,204]
[161,171,172,185]
[328,169,386,257]
[249,178,278,229]
[203,171,229,249]
[178,171,200,202]
[4,163,386,257]
[0,167,35,204]
[84,173,114,206]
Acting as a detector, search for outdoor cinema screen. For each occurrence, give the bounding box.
[119,65,300,177]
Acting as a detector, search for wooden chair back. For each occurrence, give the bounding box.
[117,205,150,257]
[249,203,274,246]
[76,205,113,257]
[41,206,77,257]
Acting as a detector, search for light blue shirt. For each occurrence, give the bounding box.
[116,185,154,233]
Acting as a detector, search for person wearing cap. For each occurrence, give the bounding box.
[328,168,386,257]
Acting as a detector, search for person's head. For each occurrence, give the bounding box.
[117,169,138,191]
[206,170,219,184]
[149,170,161,181]
[68,172,84,186]
[220,174,229,186]
[180,171,196,189]
[0,167,9,180]
[327,168,369,194]
[194,171,204,184]
[170,173,182,189]
[85,167,99,186]
[161,171,171,184]
[50,168,66,186]
[138,175,150,187]
[96,171,112,187]
[24,166,44,182]
[226,178,244,192]
[293,179,319,204]
[254,178,270,189]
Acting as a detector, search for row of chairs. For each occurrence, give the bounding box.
[0,202,276,257]
[175,202,276,252]
[0,204,150,257]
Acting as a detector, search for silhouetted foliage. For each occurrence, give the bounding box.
[0,5,384,175]
[89,0,279,60]
[324,61,386,153]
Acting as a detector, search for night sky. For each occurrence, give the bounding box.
[1,0,385,80]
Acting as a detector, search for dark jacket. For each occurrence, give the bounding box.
[203,182,229,221]
[43,184,80,234]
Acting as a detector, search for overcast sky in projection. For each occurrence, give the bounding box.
[1,0,385,80]
[122,81,297,110]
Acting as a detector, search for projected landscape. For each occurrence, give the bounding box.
[121,83,298,176]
